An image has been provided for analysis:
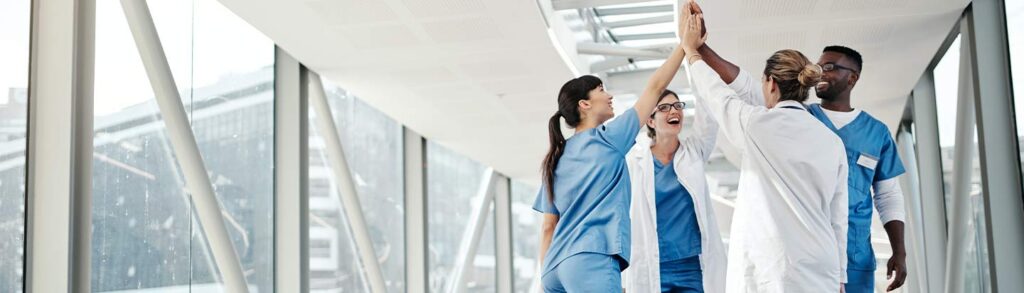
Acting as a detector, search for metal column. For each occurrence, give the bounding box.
[446,168,497,293]
[405,128,428,293]
[494,176,514,293]
[897,128,930,293]
[274,47,309,292]
[307,71,388,292]
[911,70,949,293]
[964,2,1024,291]
[119,1,248,292]
[943,24,977,292]
[25,0,95,291]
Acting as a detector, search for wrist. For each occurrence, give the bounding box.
[687,54,703,64]
[891,242,907,255]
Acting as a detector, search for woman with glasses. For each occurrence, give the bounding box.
[621,88,727,293]
[533,5,696,292]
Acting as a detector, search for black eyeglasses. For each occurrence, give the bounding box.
[654,101,686,113]
[821,63,859,74]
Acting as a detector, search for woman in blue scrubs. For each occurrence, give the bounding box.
[534,8,700,292]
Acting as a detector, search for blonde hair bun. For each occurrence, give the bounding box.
[798,63,823,87]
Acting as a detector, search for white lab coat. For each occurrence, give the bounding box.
[687,60,849,293]
[621,87,727,293]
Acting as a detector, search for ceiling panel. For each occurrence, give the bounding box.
[219,0,968,183]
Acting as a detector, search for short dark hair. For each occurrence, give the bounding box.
[823,45,863,72]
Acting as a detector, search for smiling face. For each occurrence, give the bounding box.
[815,51,860,100]
[646,93,684,138]
[579,84,615,124]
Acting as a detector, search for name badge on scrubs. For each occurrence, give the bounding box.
[857,153,878,170]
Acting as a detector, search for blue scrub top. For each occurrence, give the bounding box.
[533,108,641,276]
[809,104,905,270]
[653,157,702,262]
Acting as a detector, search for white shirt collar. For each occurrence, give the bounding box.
[773,100,806,110]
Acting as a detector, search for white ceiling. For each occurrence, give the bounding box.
[217,0,968,183]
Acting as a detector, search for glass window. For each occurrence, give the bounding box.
[511,181,540,293]
[1007,0,1024,181]
[427,141,496,292]
[931,34,990,293]
[0,0,30,291]
[308,83,405,292]
[91,0,274,291]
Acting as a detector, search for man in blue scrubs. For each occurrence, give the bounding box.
[694,42,909,292]
[809,46,907,293]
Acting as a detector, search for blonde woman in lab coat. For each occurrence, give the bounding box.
[621,87,726,293]
[678,13,850,293]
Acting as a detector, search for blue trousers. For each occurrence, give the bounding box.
[542,252,623,292]
[660,256,703,293]
[845,269,875,293]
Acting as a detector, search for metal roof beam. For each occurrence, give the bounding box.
[577,42,668,58]
[595,4,673,16]
[552,0,662,11]
[603,14,673,28]
[614,32,675,41]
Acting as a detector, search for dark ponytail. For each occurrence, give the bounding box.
[542,113,565,202]
[542,75,603,202]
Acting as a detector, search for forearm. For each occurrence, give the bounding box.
[539,214,558,266]
[635,46,687,117]
[883,221,907,257]
[539,230,552,263]
[697,44,740,84]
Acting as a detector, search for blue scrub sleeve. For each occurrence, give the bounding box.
[532,187,559,215]
[599,108,641,153]
[874,132,906,182]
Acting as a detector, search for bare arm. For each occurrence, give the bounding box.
[697,44,741,84]
[539,213,559,265]
[883,221,907,291]
[686,0,740,84]
[630,3,693,125]
[873,172,908,291]
[633,47,686,126]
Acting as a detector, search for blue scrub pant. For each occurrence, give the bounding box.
[542,252,623,292]
[659,256,703,293]
[845,269,875,293]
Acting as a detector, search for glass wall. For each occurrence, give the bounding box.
[0,0,31,291]
[511,181,540,293]
[308,83,405,292]
[427,141,496,292]
[1007,0,1024,179]
[932,34,990,293]
[91,0,274,291]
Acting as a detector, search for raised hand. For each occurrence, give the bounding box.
[679,0,694,35]
[688,0,707,38]
[680,13,705,57]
